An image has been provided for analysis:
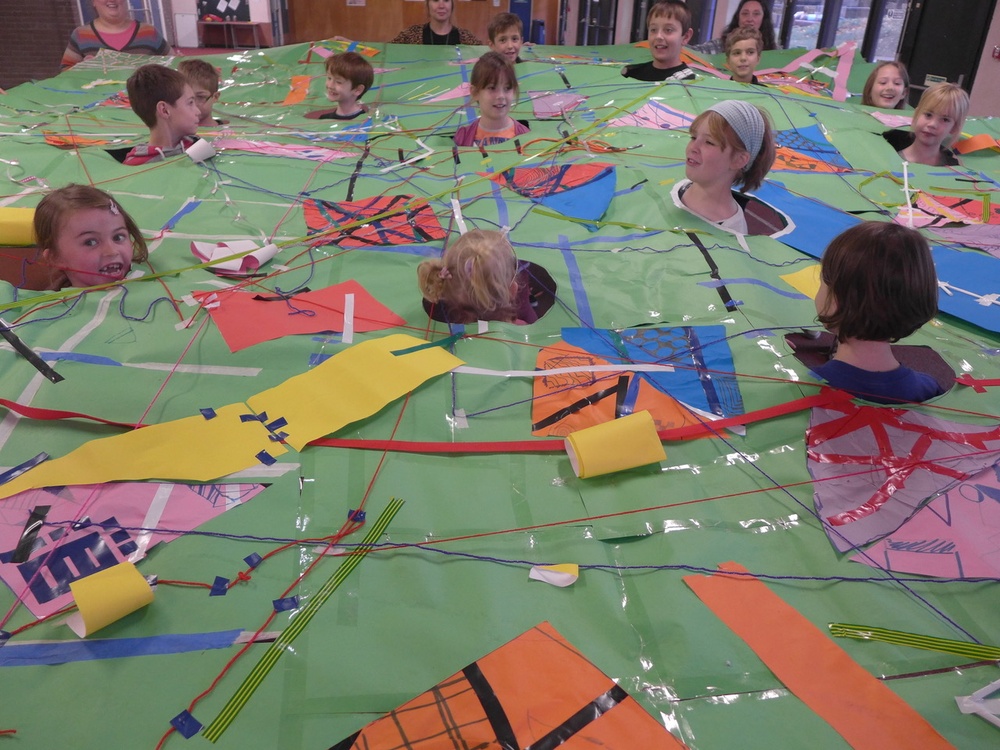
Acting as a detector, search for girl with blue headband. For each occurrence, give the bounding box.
[675,100,779,235]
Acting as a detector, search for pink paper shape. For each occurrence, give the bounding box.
[853,464,1000,578]
[212,138,354,163]
[427,82,470,102]
[192,280,405,352]
[0,482,264,618]
[608,100,695,130]
[870,111,912,128]
[528,91,587,119]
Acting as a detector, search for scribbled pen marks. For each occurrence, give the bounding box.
[885,537,957,554]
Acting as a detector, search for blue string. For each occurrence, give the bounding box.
[35,519,1000,586]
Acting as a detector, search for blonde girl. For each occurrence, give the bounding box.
[417,229,537,324]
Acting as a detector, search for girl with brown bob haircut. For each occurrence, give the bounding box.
[813,221,944,404]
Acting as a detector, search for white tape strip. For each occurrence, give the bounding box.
[342,293,355,344]
[453,363,675,378]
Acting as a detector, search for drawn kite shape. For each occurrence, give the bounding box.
[774,124,852,173]
[487,163,616,224]
[528,90,587,119]
[906,192,1000,227]
[606,99,695,130]
[531,325,744,437]
[531,343,709,437]
[304,195,446,248]
[0,482,264,618]
[330,621,688,750]
[851,462,1000,579]
[807,400,1000,553]
[562,326,745,418]
[926,224,1000,259]
[192,280,405,352]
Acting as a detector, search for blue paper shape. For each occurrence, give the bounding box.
[754,180,861,258]
[243,552,263,568]
[209,576,229,597]
[560,325,745,418]
[933,244,1000,334]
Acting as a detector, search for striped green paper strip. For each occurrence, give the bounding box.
[829,622,1000,662]
[202,497,405,742]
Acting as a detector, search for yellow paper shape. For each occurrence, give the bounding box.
[781,264,822,299]
[0,334,460,499]
[0,403,285,499]
[0,207,36,246]
[67,561,154,637]
[528,563,580,587]
[248,333,463,450]
[564,410,666,478]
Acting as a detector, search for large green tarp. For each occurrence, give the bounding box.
[0,41,998,749]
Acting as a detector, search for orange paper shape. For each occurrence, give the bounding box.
[192,280,404,352]
[531,343,706,437]
[331,621,687,750]
[684,562,955,750]
[955,133,1000,155]
[283,75,312,105]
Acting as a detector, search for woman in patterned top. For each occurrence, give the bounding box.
[390,0,482,45]
[62,0,171,70]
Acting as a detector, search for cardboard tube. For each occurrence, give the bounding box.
[564,410,666,478]
[66,561,154,637]
[0,207,36,246]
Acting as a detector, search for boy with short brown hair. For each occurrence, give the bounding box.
[123,64,201,166]
[321,51,374,120]
[725,27,764,85]
[178,58,221,126]
[622,1,695,82]
[488,12,524,65]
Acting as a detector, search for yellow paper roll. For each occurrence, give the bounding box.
[0,207,36,246]
[67,561,154,637]
[564,410,666,478]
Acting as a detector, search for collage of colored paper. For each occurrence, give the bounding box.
[0,38,999,749]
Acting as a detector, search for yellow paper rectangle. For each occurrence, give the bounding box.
[780,264,822,299]
[0,403,285,499]
[0,207,36,246]
[564,410,666,478]
[68,561,154,637]
[248,333,463,450]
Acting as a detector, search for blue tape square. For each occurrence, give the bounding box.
[266,416,288,431]
[240,411,267,423]
[170,710,203,739]
[347,509,366,523]
[209,576,229,597]
[243,552,263,569]
[0,630,10,648]
[199,408,217,420]
[268,431,288,442]
[256,450,277,466]
[272,596,300,612]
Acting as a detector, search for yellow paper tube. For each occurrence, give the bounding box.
[67,561,154,637]
[0,207,35,246]
[564,410,666,478]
